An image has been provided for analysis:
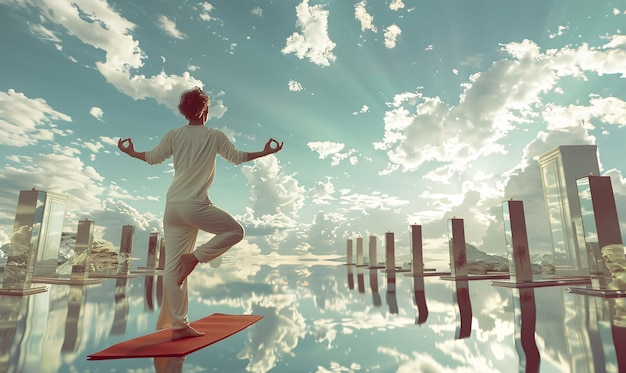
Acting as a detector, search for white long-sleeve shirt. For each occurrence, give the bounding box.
[145,125,247,204]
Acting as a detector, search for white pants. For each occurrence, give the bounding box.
[156,202,244,330]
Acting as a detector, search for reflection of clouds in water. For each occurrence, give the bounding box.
[473,290,514,344]
[416,280,516,368]
[474,317,514,343]
[41,285,68,372]
[532,289,570,369]
[341,310,413,332]
[187,265,308,373]
[435,340,507,372]
[181,265,525,372]
[62,282,117,366]
[534,334,570,372]
[424,298,457,335]
[316,361,362,372]
[237,285,307,372]
[488,340,516,361]
[237,306,306,372]
[310,269,352,314]
[310,319,338,348]
[379,346,498,373]
[394,349,502,373]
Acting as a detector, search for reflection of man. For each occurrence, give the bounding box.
[118,87,283,340]
[154,357,184,373]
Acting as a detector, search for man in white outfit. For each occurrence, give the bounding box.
[118,87,283,340]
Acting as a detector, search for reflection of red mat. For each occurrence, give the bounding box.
[88,313,262,360]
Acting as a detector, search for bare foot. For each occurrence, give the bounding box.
[171,326,205,340]
[178,253,198,285]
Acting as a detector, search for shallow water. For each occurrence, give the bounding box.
[0,262,623,372]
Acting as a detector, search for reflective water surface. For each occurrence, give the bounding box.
[1,262,624,372]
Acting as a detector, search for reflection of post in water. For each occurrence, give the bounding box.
[453,280,472,339]
[608,297,626,372]
[386,272,398,314]
[513,288,540,373]
[62,285,87,353]
[346,264,354,290]
[413,275,428,325]
[0,292,49,372]
[559,292,605,372]
[0,296,30,372]
[144,275,155,311]
[156,274,164,307]
[357,267,365,294]
[369,269,382,307]
[157,238,166,270]
[111,277,130,335]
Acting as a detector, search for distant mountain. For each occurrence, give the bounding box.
[465,243,509,274]
[0,232,118,271]
[465,243,548,274]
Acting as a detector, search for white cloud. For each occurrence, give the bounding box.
[288,79,303,92]
[339,191,409,212]
[157,15,185,40]
[99,136,118,146]
[354,1,377,33]
[308,141,345,159]
[384,24,402,49]
[373,36,626,256]
[308,141,366,166]
[22,1,203,112]
[282,0,337,67]
[199,2,216,22]
[28,22,61,43]
[308,178,335,205]
[82,140,103,154]
[239,155,306,230]
[353,105,369,115]
[376,39,599,175]
[460,54,484,68]
[548,25,568,39]
[0,152,106,218]
[0,89,72,147]
[89,106,104,121]
[390,0,405,11]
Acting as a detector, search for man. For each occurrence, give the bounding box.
[118,87,283,339]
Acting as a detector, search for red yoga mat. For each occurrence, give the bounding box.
[88,313,263,360]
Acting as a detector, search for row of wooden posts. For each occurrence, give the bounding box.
[346,182,624,294]
[345,218,478,279]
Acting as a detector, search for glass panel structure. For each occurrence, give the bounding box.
[539,145,600,275]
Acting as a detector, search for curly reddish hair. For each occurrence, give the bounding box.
[178,87,210,121]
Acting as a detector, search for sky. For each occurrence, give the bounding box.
[1,0,626,269]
